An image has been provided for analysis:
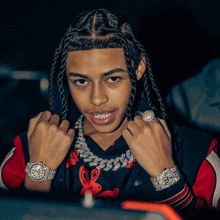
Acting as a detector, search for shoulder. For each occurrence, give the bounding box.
[0,131,29,189]
[171,123,216,186]
[174,123,214,149]
[14,131,30,163]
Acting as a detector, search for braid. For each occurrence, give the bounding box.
[132,38,167,119]
[114,32,137,120]
[49,9,166,123]
[57,26,75,120]
[122,46,136,121]
[49,43,62,113]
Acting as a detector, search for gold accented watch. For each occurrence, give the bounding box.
[150,166,180,189]
[25,162,56,182]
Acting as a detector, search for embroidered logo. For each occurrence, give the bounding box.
[79,166,119,198]
[66,150,79,168]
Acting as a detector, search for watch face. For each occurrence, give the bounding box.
[30,164,46,181]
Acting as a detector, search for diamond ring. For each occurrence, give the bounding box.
[141,110,155,122]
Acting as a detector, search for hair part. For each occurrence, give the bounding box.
[49,9,166,122]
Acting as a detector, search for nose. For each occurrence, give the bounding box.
[89,83,108,106]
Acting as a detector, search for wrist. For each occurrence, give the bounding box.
[25,162,56,182]
[24,175,52,192]
[150,166,180,190]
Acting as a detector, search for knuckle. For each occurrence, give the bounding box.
[68,129,75,137]
[65,135,72,143]
[27,131,31,139]
[63,135,72,145]
[153,121,162,130]
[127,121,134,129]
[42,110,52,118]
[44,110,52,115]
[142,125,150,133]
[29,118,35,125]
[49,123,58,131]
[51,114,60,120]
[62,120,70,127]
[134,116,140,123]
[37,121,47,129]
[56,129,64,137]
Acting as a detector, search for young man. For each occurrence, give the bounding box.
[0,9,219,214]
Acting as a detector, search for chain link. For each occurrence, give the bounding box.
[74,115,135,171]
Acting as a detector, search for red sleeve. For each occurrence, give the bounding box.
[0,135,26,189]
[192,139,220,209]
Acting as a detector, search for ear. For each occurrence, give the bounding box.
[136,56,146,80]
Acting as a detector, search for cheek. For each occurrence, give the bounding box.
[71,93,88,113]
[116,82,132,107]
[68,84,87,109]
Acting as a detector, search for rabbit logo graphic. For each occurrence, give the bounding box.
[79,166,119,198]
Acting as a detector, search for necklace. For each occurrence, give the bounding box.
[74,115,135,171]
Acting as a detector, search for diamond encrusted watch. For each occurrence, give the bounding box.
[150,166,180,189]
[25,162,56,182]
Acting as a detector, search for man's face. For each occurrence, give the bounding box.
[66,48,132,133]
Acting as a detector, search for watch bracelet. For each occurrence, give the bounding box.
[25,162,56,182]
[150,166,180,189]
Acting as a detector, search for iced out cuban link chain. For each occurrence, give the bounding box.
[74,115,135,171]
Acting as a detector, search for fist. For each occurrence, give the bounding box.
[27,111,75,170]
[122,114,175,178]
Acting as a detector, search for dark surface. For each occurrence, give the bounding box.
[0,78,49,163]
[1,188,220,220]
[0,189,167,220]
[1,0,220,97]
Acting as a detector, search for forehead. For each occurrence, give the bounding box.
[66,48,127,73]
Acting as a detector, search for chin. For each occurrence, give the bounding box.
[92,124,119,134]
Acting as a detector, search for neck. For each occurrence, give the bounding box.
[83,117,128,151]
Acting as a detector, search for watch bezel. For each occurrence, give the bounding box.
[29,163,47,181]
[25,162,56,182]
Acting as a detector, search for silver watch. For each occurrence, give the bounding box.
[25,162,56,182]
[150,166,180,189]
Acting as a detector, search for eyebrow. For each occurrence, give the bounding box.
[68,68,127,78]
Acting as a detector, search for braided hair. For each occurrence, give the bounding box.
[49,9,166,122]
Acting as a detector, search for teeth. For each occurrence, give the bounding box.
[94,113,111,119]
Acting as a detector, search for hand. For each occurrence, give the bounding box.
[122,115,175,178]
[27,111,75,170]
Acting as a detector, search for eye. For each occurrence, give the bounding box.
[74,79,88,86]
[107,77,121,83]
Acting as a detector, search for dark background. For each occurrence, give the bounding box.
[0,0,220,159]
[1,0,220,94]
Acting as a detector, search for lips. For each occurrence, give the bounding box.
[90,111,115,126]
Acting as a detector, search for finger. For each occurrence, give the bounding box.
[37,111,52,124]
[49,114,60,126]
[127,120,140,136]
[27,112,43,139]
[67,128,75,142]
[157,118,171,140]
[122,129,132,142]
[133,115,146,127]
[59,120,70,133]
[134,115,158,127]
